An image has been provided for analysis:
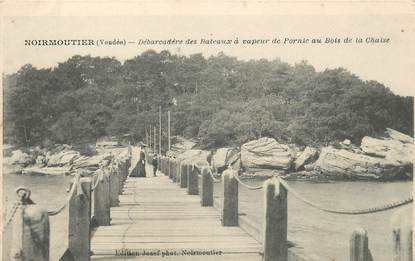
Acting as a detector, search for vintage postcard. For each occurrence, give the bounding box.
[1,2,413,261]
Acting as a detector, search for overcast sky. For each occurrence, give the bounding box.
[2,14,414,96]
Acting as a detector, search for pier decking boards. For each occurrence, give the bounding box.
[90,174,263,260]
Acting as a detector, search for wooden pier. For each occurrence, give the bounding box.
[5,146,413,261]
[90,175,262,260]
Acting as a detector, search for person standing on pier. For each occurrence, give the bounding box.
[152,154,158,177]
[130,150,147,177]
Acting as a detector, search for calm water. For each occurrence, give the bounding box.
[213,179,412,261]
[3,173,412,261]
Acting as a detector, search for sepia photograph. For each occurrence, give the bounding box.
[1,5,414,261]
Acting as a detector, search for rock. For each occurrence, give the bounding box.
[294,147,318,171]
[10,150,32,166]
[47,150,80,167]
[303,163,315,171]
[314,146,406,180]
[212,148,238,172]
[72,153,113,170]
[176,149,212,165]
[231,158,241,172]
[96,141,120,148]
[22,166,70,176]
[361,129,413,166]
[385,128,413,144]
[241,137,293,170]
[342,139,351,145]
[169,136,197,157]
[35,155,47,167]
[287,144,301,159]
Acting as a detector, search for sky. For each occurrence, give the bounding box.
[2,14,414,96]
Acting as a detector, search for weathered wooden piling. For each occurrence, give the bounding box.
[11,189,50,261]
[180,162,188,188]
[118,159,127,195]
[222,169,238,226]
[262,177,287,261]
[392,208,412,261]
[109,163,120,207]
[164,157,167,176]
[201,167,213,206]
[93,170,111,226]
[175,160,181,183]
[172,160,177,182]
[157,156,161,173]
[168,158,173,179]
[187,165,199,195]
[350,229,370,261]
[68,177,92,261]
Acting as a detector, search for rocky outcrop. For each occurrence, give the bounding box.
[176,149,212,165]
[10,150,33,166]
[212,148,238,172]
[294,147,319,171]
[46,150,80,167]
[241,137,293,170]
[314,146,407,180]
[360,130,413,166]
[72,153,113,171]
[168,136,197,157]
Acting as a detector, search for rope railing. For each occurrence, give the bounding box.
[91,171,103,191]
[205,167,222,183]
[279,178,413,215]
[47,173,81,216]
[208,167,413,215]
[233,173,264,190]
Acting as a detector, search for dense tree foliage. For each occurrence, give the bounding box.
[3,50,413,149]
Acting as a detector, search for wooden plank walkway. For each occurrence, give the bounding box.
[90,174,263,260]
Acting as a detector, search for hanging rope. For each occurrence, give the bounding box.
[205,167,222,183]
[2,202,22,230]
[279,178,413,215]
[47,173,80,216]
[234,174,264,190]
[91,171,103,191]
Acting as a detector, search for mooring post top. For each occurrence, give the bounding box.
[264,177,285,197]
[351,228,368,237]
[222,169,236,179]
[16,186,31,203]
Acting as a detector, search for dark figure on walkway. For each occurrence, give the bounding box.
[152,154,158,177]
[130,151,146,177]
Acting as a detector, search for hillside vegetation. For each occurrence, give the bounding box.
[3,50,413,150]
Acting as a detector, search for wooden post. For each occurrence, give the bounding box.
[222,169,238,226]
[11,190,50,261]
[201,167,213,206]
[180,162,188,188]
[350,229,370,261]
[163,157,166,175]
[93,170,111,226]
[109,162,120,207]
[118,159,127,195]
[159,105,162,155]
[263,177,287,261]
[177,160,182,182]
[172,160,177,182]
[393,208,412,261]
[68,177,92,261]
[176,161,181,183]
[168,111,171,151]
[160,157,164,174]
[187,165,199,195]
[168,159,173,179]
[157,156,161,174]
